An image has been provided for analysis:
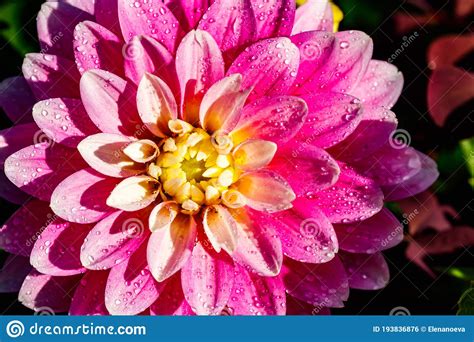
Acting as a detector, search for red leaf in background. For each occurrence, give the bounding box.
[455,0,474,18]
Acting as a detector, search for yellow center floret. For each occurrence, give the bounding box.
[147,120,242,214]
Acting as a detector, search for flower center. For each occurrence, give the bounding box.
[147,120,242,214]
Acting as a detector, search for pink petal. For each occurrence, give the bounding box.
[232,96,307,147]
[329,106,398,162]
[334,208,403,253]
[292,0,333,34]
[4,143,87,202]
[77,133,144,177]
[30,218,92,276]
[19,269,81,312]
[307,164,384,224]
[382,151,439,201]
[37,2,94,59]
[118,0,183,53]
[176,30,225,123]
[0,200,52,256]
[340,252,390,290]
[230,208,283,276]
[293,31,373,94]
[73,21,124,76]
[48,0,95,15]
[105,244,165,315]
[428,66,474,127]
[235,170,295,213]
[164,0,210,31]
[136,73,178,137]
[147,214,197,282]
[149,274,195,315]
[273,197,338,263]
[251,0,295,39]
[96,0,120,35]
[199,74,248,133]
[202,205,239,254]
[51,168,121,224]
[355,144,422,186]
[197,0,257,60]
[227,264,286,315]
[350,60,403,109]
[22,53,81,100]
[80,69,143,136]
[32,98,100,148]
[227,37,299,103]
[282,257,349,307]
[124,35,178,91]
[81,209,151,270]
[295,92,363,149]
[70,270,109,315]
[0,255,32,293]
[0,77,35,124]
[270,144,340,195]
[181,242,234,315]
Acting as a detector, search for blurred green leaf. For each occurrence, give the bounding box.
[0,2,36,55]
[457,284,474,315]
[444,267,474,281]
[460,138,474,189]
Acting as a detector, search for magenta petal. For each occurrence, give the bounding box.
[382,151,439,201]
[95,0,120,35]
[30,218,92,276]
[80,69,143,136]
[19,269,81,312]
[70,270,109,315]
[292,0,333,34]
[270,144,340,195]
[0,77,35,124]
[81,209,151,270]
[0,255,32,293]
[118,0,183,53]
[340,252,390,290]
[0,200,52,256]
[251,0,295,39]
[32,98,100,148]
[296,92,363,149]
[228,264,286,315]
[273,197,338,264]
[329,106,398,162]
[52,0,95,15]
[227,37,300,103]
[105,244,165,315]
[51,168,120,224]
[282,257,349,307]
[231,208,283,276]
[294,31,373,94]
[149,274,195,316]
[355,144,422,186]
[176,30,225,123]
[4,143,87,202]
[309,164,384,224]
[334,208,403,253]
[164,0,210,31]
[197,0,257,60]
[23,53,81,100]
[124,35,178,92]
[0,123,39,165]
[351,60,403,109]
[73,21,124,76]
[181,242,234,315]
[428,66,474,127]
[37,2,94,59]
[286,295,330,315]
[233,96,307,147]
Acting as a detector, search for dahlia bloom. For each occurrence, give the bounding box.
[0,0,438,315]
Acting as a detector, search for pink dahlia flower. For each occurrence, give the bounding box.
[0,0,438,315]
